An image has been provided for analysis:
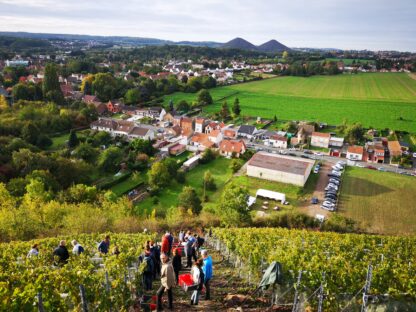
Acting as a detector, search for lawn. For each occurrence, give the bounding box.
[325,58,376,65]
[164,73,416,132]
[338,167,416,235]
[135,157,234,216]
[110,172,147,196]
[48,132,70,150]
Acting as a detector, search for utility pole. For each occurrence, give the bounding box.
[317,272,325,312]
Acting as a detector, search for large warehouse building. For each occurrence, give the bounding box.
[247,152,315,186]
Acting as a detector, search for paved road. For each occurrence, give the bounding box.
[246,141,416,176]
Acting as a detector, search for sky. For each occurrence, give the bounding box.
[0,0,415,51]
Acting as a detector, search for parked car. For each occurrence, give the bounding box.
[311,197,319,204]
[377,167,387,171]
[315,152,323,156]
[303,150,313,154]
[280,150,287,155]
[288,153,297,157]
[413,152,416,158]
[356,163,365,168]
[367,166,377,170]
[329,179,340,184]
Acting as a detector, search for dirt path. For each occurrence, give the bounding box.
[409,73,416,80]
[146,242,280,311]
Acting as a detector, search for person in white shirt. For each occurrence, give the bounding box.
[190,258,204,305]
[71,240,84,255]
[27,244,39,258]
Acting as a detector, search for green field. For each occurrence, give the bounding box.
[135,157,234,216]
[339,167,416,235]
[325,58,375,65]
[164,73,416,132]
[109,172,146,196]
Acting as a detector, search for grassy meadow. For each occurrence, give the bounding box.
[338,167,416,235]
[164,73,416,132]
[135,157,234,216]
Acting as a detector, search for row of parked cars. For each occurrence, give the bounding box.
[321,161,346,211]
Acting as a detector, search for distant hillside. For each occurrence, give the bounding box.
[0,32,222,48]
[0,35,51,50]
[222,37,258,51]
[257,39,290,52]
[222,37,290,52]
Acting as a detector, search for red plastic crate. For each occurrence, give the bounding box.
[178,273,193,287]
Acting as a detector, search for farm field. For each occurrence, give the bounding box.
[164,73,416,132]
[338,167,416,235]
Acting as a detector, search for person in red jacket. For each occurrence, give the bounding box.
[161,234,170,255]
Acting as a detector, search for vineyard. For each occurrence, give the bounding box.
[0,233,155,311]
[211,228,416,311]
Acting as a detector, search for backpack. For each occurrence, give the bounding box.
[143,256,154,274]
[78,245,84,254]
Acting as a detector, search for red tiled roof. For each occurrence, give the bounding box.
[347,145,364,154]
[219,139,246,154]
[312,132,331,138]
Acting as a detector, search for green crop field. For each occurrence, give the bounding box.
[164,73,416,132]
[338,167,416,235]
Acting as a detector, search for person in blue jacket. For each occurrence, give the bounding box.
[201,249,213,300]
[98,235,110,254]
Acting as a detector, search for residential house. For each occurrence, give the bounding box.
[297,123,315,144]
[89,102,108,116]
[195,117,207,133]
[207,130,223,145]
[329,137,344,148]
[346,145,364,161]
[168,143,186,156]
[173,115,182,127]
[60,83,73,97]
[387,141,402,162]
[166,125,182,137]
[107,100,123,113]
[365,142,385,163]
[181,117,195,132]
[310,132,331,148]
[162,112,175,124]
[269,135,288,149]
[127,126,155,141]
[205,121,225,134]
[190,133,215,150]
[223,128,237,139]
[121,106,137,116]
[237,125,258,139]
[399,141,410,152]
[113,120,135,137]
[90,118,118,133]
[219,139,246,158]
[82,95,99,104]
